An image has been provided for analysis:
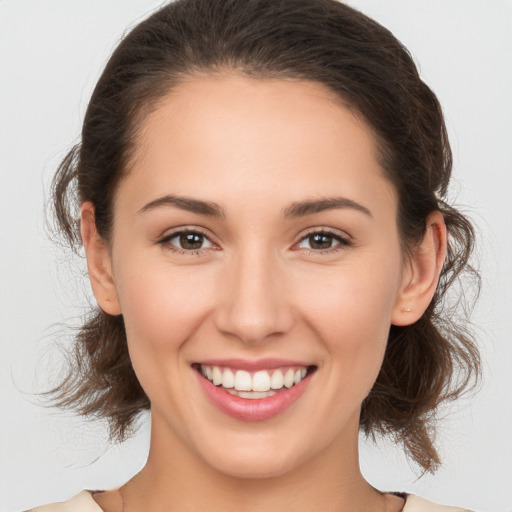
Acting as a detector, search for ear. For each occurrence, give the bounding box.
[80,202,122,316]
[391,211,447,326]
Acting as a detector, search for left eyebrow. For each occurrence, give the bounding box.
[138,194,226,218]
[283,197,372,219]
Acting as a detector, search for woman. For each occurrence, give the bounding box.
[27,0,481,510]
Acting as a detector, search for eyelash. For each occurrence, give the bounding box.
[158,227,353,256]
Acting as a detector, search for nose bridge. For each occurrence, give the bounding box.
[215,241,292,344]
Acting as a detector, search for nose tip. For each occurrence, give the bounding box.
[219,313,286,345]
[213,256,293,345]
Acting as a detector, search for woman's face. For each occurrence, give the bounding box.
[101,75,412,478]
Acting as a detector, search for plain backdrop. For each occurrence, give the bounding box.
[1,1,511,511]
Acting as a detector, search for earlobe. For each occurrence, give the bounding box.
[80,202,122,316]
[392,211,447,326]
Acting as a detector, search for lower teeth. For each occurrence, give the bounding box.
[225,389,278,399]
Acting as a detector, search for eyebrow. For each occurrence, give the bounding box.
[138,194,372,219]
[283,197,372,218]
[138,195,226,218]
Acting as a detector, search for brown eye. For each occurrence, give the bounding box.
[164,230,213,252]
[179,232,204,250]
[297,230,350,252]
[308,233,335,249]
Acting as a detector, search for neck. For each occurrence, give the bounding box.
[117,413,390,512]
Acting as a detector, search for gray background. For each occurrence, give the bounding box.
[1,1,511,511]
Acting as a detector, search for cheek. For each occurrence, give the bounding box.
[113,260,215,352]
[112,261,219,409]
[295,254,402,385]
[298,256,401,332]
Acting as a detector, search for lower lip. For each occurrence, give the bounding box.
[195,369,312,421]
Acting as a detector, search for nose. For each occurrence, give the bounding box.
[213,247,294,345]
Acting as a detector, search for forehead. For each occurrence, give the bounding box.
[120,74,396,217]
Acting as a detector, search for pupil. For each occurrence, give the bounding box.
[310,233,332,249]
[180,233,203,250]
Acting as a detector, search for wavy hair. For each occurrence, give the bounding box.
[49,0,480,473]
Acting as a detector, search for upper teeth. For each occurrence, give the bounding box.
[200,365,308,392]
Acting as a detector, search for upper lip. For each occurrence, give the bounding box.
[194,358,314,371]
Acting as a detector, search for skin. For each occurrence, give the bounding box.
[82,74,447,512]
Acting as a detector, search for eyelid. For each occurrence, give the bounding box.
[299,226,352,238]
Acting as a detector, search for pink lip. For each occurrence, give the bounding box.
[194,366,313,421]
[196,358,311,371]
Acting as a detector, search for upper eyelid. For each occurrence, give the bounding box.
[301,227,347,235]
[297,226,352,241]
[159,226,350,238]
[159,226,214,241]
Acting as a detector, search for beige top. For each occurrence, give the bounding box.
[28,491,474,511]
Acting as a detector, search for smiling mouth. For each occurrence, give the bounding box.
[193,364,317,399]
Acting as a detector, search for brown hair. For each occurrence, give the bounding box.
[50,0,480,473]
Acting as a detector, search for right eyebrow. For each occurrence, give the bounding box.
[283,196,372,219]
[138,194,226,218]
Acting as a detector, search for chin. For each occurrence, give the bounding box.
[208,451,303,480]
[195,430,313,480]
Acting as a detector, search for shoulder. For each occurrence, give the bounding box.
[26,491,102,512]
[404,494,474,512]
[25,490,476,512]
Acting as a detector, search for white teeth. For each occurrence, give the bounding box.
[270,370,284,390]
[212,366,222,386]
[222,368,234,389]
[227,389,277,399]
[200,364,310,394]
[252,370,271,392]
[283,369,295,388]
[234,370,252,391]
